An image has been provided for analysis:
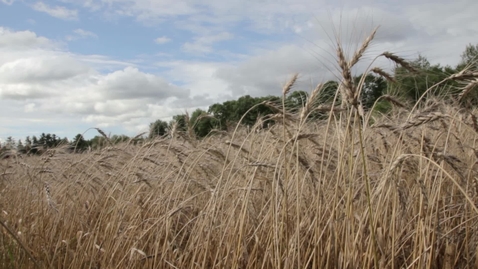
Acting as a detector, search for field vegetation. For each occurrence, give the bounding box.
[1,28,478,268]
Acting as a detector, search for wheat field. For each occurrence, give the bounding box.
[2,30,478,269]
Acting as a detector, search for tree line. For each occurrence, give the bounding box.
[2,44,477,155]
[149,44,478,139]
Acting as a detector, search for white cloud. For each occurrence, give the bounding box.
[0,27,53,49]
[154,36,171,44]
[216,44,329,97]
[93,66,189,100]
[32,2,78,21]
[2,0,478,141]
[0,28,194,139]
[81,0,102,11]
[99,0,197,21]
[1,0,15,5]
[74,29,97,38]
[0,56,91,84]
[157,60,232,103]
[66,29,98,41]
[182,32,233,54]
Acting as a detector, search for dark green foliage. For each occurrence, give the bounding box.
[111,135,130,144]
[172,114,188,132]
[89,136,108,150]
[71,134,89,153]
[208,95,281,131]
[149,119,169,138]
[286,90,308,110]
[37,133,64,148]
[356,74,387,109]
[392,55,458,102]
[458,43,478,70]
[190,109,218,138]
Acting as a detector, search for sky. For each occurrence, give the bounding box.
[0,0,477,142]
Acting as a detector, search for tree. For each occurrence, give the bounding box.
[172,114,188,133]
[29,136,40,154]
[190,108,218,138]
[208,102,232,130]
[24,136,32,153]
[355,74,387,109]
[5,136,15,150]
[17,140,26,154]
[459,43,478,69]
[71,134,89,153]
[110,135,130,144]
[286,90,309,110]
[392,55,455,102]
[89,135,108,150]
[149,119,169,138]
[318,80,340,104]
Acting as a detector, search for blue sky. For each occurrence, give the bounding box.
[0,0,477,143]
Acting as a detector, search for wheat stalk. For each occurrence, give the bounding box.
[95,128,113,147]
[381,95,406,108]
[382,52,417,73]
[371,67,396,83]
[300,83,323,122]
[458,79,478,101]
[348,27,378,68]
[337,46,355,106]
[282,73,299,96]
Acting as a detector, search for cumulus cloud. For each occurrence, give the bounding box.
[0,28,194,138]
[157,60,232,101]
[215,44,329,97]
[32,2,78,21]
[0,27,53,49]
[2,0,478,141]
[94,67,189,100]
[0,56,91,84]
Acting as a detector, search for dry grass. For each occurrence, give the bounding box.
[2,101,478,269]
[2,30,478,269]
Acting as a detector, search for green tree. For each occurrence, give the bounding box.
[71,134,89,153]
[209,95,281,130]
[17,140,26,154]
[29,136,40,154]
[149,119,169,138]
[190,108,218,138]
[392,55,455,102]
[208,102,232,130]
[24,136,32,153]
[172,114,188,133]
[89,135,108,150]
[111,135,130,144]
[458,43,478,69]
[5,136,15,150]
[356,74,387,109]
[286,90,308,111]
[318,80,340,104]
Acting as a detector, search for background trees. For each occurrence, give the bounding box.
[149,119,169,139]
[3,43,478,154]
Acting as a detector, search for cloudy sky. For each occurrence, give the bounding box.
[0,0,477,142]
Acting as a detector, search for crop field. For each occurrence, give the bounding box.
[2,31,478,268]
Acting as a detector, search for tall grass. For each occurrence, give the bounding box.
[2,30,478,268]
